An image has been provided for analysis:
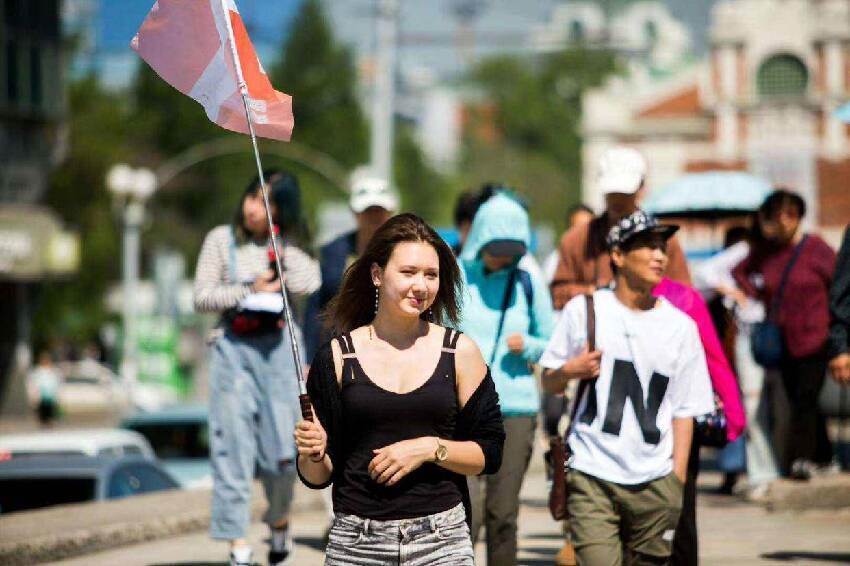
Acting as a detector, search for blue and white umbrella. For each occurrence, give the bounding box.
[643,171,772,218]
[836,102,850,124]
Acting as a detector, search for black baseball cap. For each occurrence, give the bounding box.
[606,210,679,250]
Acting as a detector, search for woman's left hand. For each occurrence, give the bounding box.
[368,437,435,486]
[506,333,524,354]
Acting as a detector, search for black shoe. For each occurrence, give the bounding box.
[718,472,739,495]
[268,549,291,566]
[790,459,814,481]
[269,527,294,566]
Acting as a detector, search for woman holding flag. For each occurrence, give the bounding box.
[193,170,320,566]
[294,213,505,565]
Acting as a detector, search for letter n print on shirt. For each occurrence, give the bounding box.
[583,359,669,445]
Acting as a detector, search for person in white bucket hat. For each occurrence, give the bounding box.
[304,171,399,358]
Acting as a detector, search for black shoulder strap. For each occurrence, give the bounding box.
[517,269,535,334]
[771,235,808,319]
[442,327,462,350]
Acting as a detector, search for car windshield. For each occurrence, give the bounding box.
[128,423,208,459]
[107,463,178,499]
[0,478,96,514]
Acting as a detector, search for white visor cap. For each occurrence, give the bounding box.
[597,146,647,195]
[349,176,399,213]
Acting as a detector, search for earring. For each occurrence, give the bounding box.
[427,307,434,321]
[374,286,379,318]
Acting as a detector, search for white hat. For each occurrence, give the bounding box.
[597,146,647,195]
[349,175,398,213]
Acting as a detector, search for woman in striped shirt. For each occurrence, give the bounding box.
[193,170,321,566]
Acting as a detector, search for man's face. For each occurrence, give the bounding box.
[356,206,393,236]
[611,232,669,288]
[481,251,517,273]
[605,191,640,221]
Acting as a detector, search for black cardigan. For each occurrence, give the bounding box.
[296,338,506,525]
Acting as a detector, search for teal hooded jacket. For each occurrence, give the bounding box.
[458,193,554,417]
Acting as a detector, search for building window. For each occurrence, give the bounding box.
[644,20,658,45]
[757,54,808,99]
[569,20,585,42]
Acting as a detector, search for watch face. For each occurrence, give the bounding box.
[436,445,448,462]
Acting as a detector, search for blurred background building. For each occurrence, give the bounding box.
[0,0,79,414]
[583,0,850,246]
[1,0,847,417]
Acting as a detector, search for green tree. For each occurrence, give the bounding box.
[271,0,369,170]
[466,47,619,231]
[34,75,131,345]
[394,124,453,224]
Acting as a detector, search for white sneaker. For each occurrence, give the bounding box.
[745,483,771,503]
[229,545,252,566]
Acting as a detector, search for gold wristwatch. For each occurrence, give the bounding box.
[434,438,448,462]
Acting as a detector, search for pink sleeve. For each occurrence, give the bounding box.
[684,289,747,441]
[654,279,747,441]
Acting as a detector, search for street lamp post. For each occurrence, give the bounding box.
[107,164,156,387]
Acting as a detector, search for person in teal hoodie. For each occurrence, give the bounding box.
[459,192,554,566]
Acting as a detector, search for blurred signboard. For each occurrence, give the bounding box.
[0,205,80,280]
[136,316,188,396]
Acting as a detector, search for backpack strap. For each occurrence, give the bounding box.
[517,269,535,335]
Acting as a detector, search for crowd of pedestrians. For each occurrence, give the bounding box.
[193,146,849,566]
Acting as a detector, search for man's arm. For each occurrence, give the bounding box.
[550,227,593,310]
[829,226,850,382]
[671,417,693,483]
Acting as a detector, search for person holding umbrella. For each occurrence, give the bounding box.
[193,170,321,566]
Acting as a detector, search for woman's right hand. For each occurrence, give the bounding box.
[295,417,328,461]
[252,269,282,293]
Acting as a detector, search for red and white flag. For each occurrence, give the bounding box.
[132,0,293,141]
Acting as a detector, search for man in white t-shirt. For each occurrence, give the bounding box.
[540,210,714,565]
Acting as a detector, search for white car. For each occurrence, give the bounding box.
[55,360,130,414]
[0,428,156,461]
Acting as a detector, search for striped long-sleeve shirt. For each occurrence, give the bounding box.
[193,225,321,313]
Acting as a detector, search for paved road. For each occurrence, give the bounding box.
[47,465,850,566]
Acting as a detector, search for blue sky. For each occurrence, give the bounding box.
[86,0,303,87]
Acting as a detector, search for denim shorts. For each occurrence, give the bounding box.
[325,503,474,566]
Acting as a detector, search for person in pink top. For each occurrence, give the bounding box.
[653,277,746,566]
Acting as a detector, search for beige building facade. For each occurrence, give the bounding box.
[582,0,850,245]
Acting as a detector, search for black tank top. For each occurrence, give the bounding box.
[333,327,463,520]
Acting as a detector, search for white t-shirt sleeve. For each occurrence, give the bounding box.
[539,295,586,370]
[669,320,715,418]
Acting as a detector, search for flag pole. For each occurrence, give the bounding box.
[220,0,313,421]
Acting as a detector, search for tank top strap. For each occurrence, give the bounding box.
[438,328,461,382]
[336,333,358,383]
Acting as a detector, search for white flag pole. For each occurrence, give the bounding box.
[220,0,313,420]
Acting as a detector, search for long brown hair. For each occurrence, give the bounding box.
[326,213,462,333]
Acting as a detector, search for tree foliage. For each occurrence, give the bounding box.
[271,0,369,169]
[464,47,619,232]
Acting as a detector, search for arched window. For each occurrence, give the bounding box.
[569,19,585,42]
[757,54,808,99]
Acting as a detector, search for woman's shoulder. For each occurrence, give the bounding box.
[203,225,233,245]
